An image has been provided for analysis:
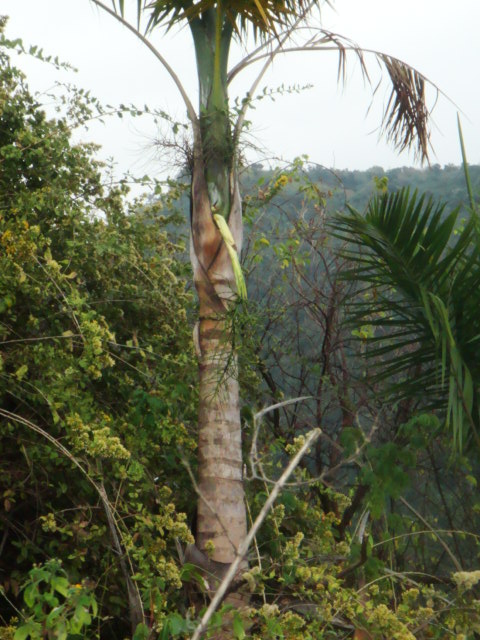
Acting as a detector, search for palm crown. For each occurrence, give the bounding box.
[104,0,433,164]
[117,0,315,34]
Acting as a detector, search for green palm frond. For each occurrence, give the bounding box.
[332,188,480,449]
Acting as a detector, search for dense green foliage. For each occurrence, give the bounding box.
[0,39,198,638]
[2,27,480,640]
[238,165,480,638]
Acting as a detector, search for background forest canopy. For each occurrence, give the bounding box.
[2,10,480,640]
[241,161,480,212]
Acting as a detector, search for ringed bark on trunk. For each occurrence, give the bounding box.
[190,157,248,571]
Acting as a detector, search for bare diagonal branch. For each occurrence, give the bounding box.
[190,426,321,640]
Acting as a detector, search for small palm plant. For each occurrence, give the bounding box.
[332,127,480,451]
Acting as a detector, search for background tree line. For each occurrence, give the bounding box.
[241,162,480,214]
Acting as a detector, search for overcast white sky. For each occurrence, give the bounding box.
[2,0,480,181]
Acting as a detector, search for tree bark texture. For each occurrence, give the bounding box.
[190,157,247,567]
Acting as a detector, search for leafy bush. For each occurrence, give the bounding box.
[0,29,197,636]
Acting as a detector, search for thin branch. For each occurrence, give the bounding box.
[359,568,453,605]
[233,2,317,144]
[190,426,321,640]
[248,395,312,481]
[231,42,436,97]
[229,29,442,100]
[0,408,96,490]
[372,529,480,549]
[228,22,321,83]
[245,498,266,604]
[0,334,81,346]
[88,0,198,126]
[458,114,478,214]
[227,31,280,83]
[399,496,462,572]
[229,25,373,83]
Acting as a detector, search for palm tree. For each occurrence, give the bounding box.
[87,0,434,588]
[332,176,480,452]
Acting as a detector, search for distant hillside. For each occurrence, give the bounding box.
[239,163,480,213]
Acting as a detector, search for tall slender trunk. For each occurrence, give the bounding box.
[196,290,246,565]
[190,122,247,573]
[185,6,248,584]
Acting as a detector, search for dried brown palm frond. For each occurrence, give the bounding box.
[379,54,431,164]
[316,28,370,84]
[230,28,433,163]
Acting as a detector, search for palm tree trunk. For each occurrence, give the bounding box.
[196,310,246,564]
[186,7,248,584]
[190,157,247,572]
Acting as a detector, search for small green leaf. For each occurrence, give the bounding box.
[46,606,63,627]
[233,613,246,639]
[51,576,69,597]
[466,475,477,488]
[14,621,42,640]
[167,613,185,636]
[13,627,30,640]
[133,623,150,640]
[23,584,37,608]
[15,364,28,381]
